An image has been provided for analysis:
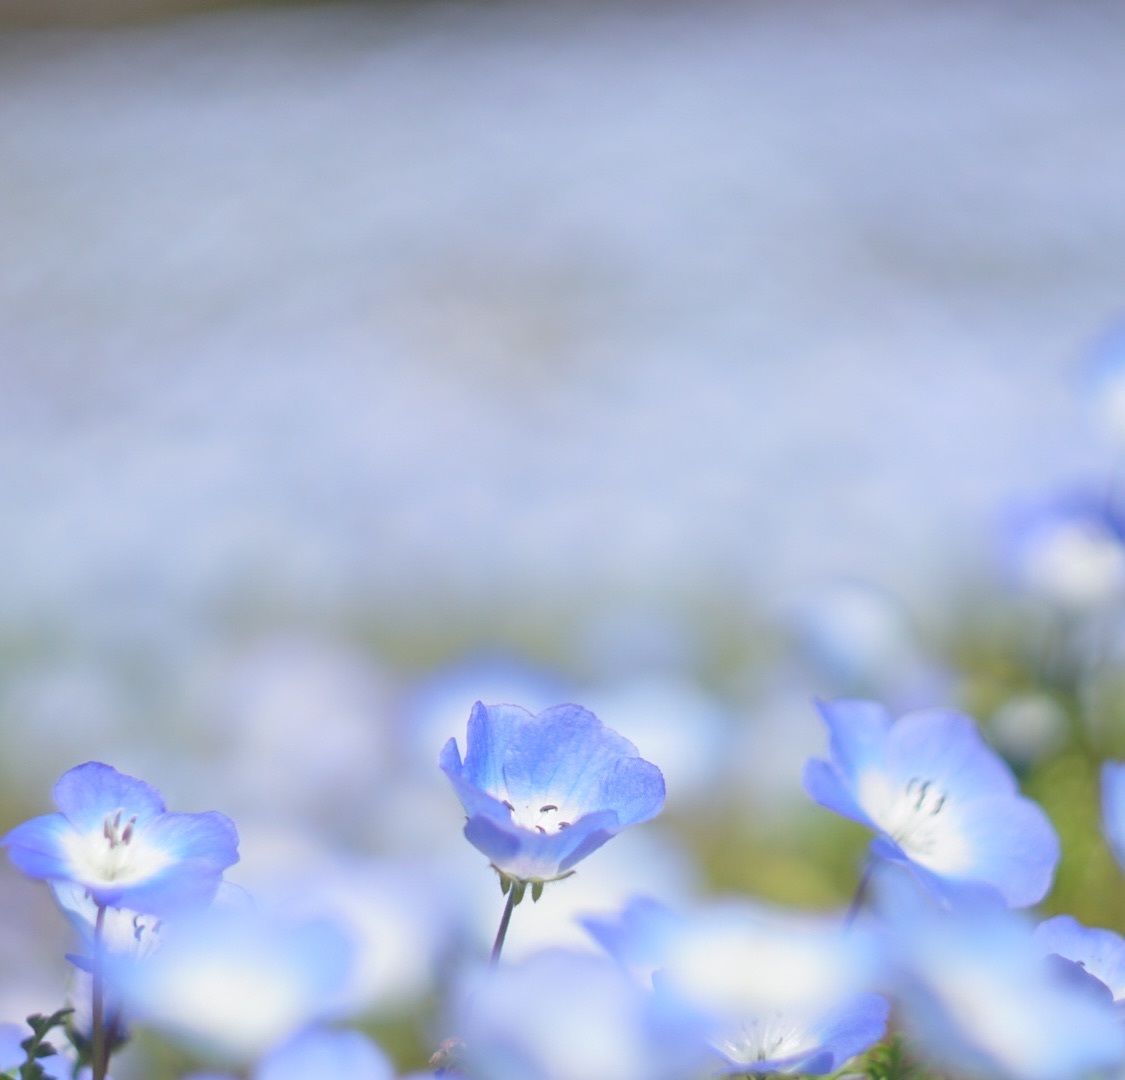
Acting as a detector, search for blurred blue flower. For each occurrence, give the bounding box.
[586,897,886,1076]
[106,905,353,1061]
[185,1027,394,1080]
[440,702,665,883]
[3,762,239,913]
[1003,492,1125,610]
[803,700,1059,906]
[1102,761,1125,870]
[880,870,1125,1080]
[449,949,704,1080]
[1035,914,1125,1003]
[0,1023,22,1072]
[1083,318,1125,447]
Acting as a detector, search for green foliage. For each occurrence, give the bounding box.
[862,1034,927,1080]
[14,1009,72,1080]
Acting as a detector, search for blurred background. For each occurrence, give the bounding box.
[3,0,1125,1075]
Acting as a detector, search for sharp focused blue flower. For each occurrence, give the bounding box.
[803,700,1059,906]
[1035,915,1125,1003]
[440,702,665,883]
[586,897,887,1076]
[3,762,239,914]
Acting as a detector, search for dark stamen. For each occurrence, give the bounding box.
[540,804,558,813]
[502,800,515,812]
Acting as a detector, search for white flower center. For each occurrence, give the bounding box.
[861,774,971,874]
[62,809,173,888]
[499,796,575,834]
[716,1011,811,1067]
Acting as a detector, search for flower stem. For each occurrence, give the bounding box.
[92,903,108,1080]
[490,886,519,965]
[844,861,873,928]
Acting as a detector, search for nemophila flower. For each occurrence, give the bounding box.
[1101,761,1125,870]
[1083,317,1125,446]
[586,898,886,1076]
[803,700,1059,906]
[3,762,239,913]
[879,870,1125,1080]
[1035,915,1125,1003]
[106,905,353,1061]
[440,702,665,883]
[1003,492,1125,610]
[186,1027,394,1080]
[449,949,705,1080]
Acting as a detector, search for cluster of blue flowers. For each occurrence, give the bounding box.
[3,696,1125,1080]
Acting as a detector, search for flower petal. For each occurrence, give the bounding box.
[1036,915,1125,1001]
[1102,761,1125,870]
[53,763,166,831]
[885,709,1017,801]
[922,792,1059,907]
[802,760,876,828]
[814,699,893,782]
[3,813,74,881]
[256,1028,394,1080]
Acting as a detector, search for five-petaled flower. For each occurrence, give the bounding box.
[440,702,665,884]
[802,700,1059,907]
[3,762,239,914]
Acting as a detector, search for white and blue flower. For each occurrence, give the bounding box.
[105,905,353,1061]
[3,762,239,914]
[185,1027,394,1080]
[803,700,1059,906]
[449,949,703,1080]
[879,870,1125,1080]
[1035,914,1125,1003]
[440,702,665,883]
[586,897,887,1076]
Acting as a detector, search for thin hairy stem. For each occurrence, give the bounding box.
[490,886,519,965]
[91,903,108,1080]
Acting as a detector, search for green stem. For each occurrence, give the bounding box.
[91,904,107,1080]
[844,861,873,928]
[490,886,519,965]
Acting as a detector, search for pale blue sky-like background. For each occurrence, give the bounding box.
[2,1,1124,644]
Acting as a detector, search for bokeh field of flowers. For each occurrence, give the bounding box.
[4,1,1125,1078]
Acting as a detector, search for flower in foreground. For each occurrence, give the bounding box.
[878,868,1125,1080]
[1035,915,1125,1003]
[449,949,703,1080]
[105,905,353,1061]
[185,1026,394,1080]
[440,702,665,883]
[803,700,1059,906]
[3,762,239,913]
[586,897,887,1076]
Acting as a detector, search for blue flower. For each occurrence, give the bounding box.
[1102,761,1125,871]
[586,898,887,1076]
[803,700,1059,906]
[185,1027,394,1080]
[1003,491,1125,610]
[105,905,353,1061]
[879,869,1125,1080]
[450,949,704,1080]
[1035,915,1125,1003]
[3,762,239,914]
[440,702,665,883]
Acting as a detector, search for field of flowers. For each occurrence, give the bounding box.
[4,2,1125,1078]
